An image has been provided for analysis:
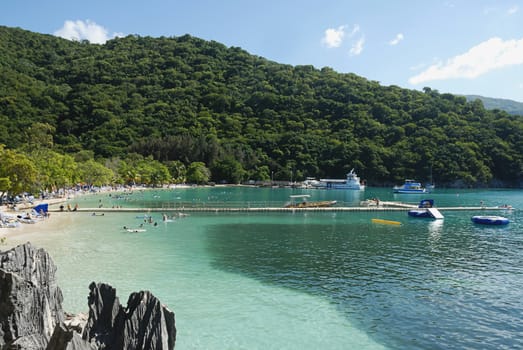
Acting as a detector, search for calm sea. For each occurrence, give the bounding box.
[7,187,523,349]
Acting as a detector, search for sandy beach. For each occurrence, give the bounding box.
[1,213,67,246]
[0,186,162,248]
[0,197,69,248]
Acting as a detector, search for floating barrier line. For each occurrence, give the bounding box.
[50,206,512,213]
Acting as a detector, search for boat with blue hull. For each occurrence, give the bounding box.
[393,179,427,194]
[471,216,509,225]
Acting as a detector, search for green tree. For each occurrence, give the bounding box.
[250,165,271,181]
[141,159,171,187]
[77,159,114,187]
[211,157,246,184]
[186,162,211,184]
[0,177,11,201]
[0,146,37,198]
[29,149,77,192]
[165,160,186,183]
[25,122,55,149]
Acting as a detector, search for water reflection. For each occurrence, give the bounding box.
[428,219,444,240]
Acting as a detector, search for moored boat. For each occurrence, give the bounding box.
[284,195,337,208]
[471,216,509,225]
[314,169,365,190]
[393,179,426,194]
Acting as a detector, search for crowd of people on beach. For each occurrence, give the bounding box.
[2,186,192,236]
[0,206,50,228]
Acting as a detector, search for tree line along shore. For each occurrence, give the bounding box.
[1,25,523,199]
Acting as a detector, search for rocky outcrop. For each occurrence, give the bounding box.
[0,243,176,350]
[47,324,96,350]
[0,242,64,349]
[83,283,176,350]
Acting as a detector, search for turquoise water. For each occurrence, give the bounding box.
[7,187,523,349]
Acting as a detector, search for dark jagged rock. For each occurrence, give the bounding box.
[0,242,64,349]
[83,283,176,350]
[83,283,120,348]
[115,290,176,350]
[0,243,176,350]
[46,324,96,350]
[64,312,89,335]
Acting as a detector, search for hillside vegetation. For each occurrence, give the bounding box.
[465,95,523,116]
[1,26,522,187]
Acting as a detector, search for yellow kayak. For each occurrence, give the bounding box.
[372,218,402,226]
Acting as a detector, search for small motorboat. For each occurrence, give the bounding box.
[393,179,427,194]
[471,216,509,225]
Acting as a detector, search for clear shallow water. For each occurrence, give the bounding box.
[6,187,523,349]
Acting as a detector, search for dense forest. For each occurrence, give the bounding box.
[1,25,522,191]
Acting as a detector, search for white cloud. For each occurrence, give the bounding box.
[54,20,120,44]
[349,24,360,37]
[508,5,519,15]
[409,37,523,85]
[349,36,365,56]
[322,25,346,48]
[389,33,404,46]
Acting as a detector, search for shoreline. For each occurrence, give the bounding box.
[0,190,104,248]
[1,185,517,248]
[1,197,66,247]
[0,185,176,247]
[1,211,69,249]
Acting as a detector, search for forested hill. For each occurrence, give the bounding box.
[465,95,523,116]
[1,25,522,187]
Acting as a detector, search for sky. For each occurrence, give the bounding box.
[2,0,523,102]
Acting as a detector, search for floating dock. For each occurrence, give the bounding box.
[50,202,513,214]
